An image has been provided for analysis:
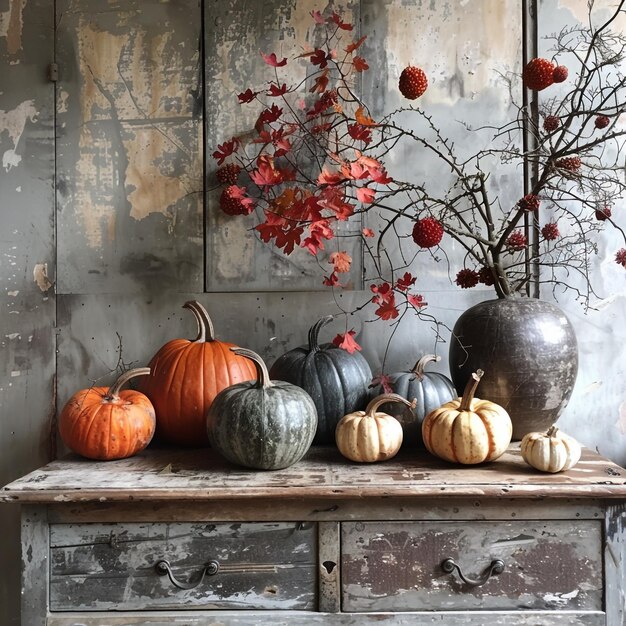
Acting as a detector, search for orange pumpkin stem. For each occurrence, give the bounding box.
[308,315,333,353]
[411,354,440,380]
[458,369,484,411]
[105,367,151,401]
[365,393,417,417]
[230,347,273,388]
[183,300,216,343]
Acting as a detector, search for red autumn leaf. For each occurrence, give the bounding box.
[375,294,399,320]
[408,293,427,309]
[268,83,288,97]
[396,272,416,291]
[311,49,331,69]
[320,187,355,221]
[371,373,393,394]
[345,35,367,53]
[212,138,240,165]
[318,167,344,186]
[238,89,258,103]
[347,123,372,144]
[330,251,352,273]
[370,167,393,184]
[331,12,353,30]
[256,104,283,129]
[362,227,375,238]
[310,72,330,94]
[256,212,303,255]
[310,10,326,24]
[355,106,376,126]
[370,281,393,303]
[356,186,376,204]
[353,56,369,72]
[250,160,283,188]
[260,51,287,67]
[332,330,362,354]
[311,122,332,134]
[303,219,334,255]
[323,271,340,287]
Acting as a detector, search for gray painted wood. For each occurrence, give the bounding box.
[49,521,316,611]
[605,503,626,626]
[46,609,606,625]
[55,0,203,295]
[4,445,626,503]
[0,0,56,624]
[342,520,603,612]
[21,506,48,626]
[318,521,340,613]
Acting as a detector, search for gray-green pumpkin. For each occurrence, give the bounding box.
[372,355,456,446]
[269,316,372,444]
[207,348,317,470]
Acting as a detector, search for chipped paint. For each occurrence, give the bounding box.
[0,100,37,172]
[0,0,26,55]
[33,263,53,292]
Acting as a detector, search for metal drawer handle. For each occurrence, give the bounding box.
[155,559,220,590]
[441,558,504,587]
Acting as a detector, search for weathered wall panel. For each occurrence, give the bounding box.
[55,0,203,295]
[0,0,55,624]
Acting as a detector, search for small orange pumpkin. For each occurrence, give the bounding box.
[140,301,257,446]
[59,368,155,461]
[422,370,512,464]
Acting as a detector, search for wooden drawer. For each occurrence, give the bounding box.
[341,520,603,612]
[50,521,317,611]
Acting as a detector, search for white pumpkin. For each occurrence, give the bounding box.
[520,425,581,473]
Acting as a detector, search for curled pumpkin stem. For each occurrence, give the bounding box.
[365,393,417,417]
[183,300,216,343]
[411,354,440,380]
[546,425,560,438]
[230,347,273,388]
[105,367,151,401]
[458,369,484,412]
[308,315,334,353]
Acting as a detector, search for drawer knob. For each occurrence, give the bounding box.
[155,559,220,590]
[441,557,504,587]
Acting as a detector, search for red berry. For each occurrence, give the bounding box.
[506,230,527,251]
[595,115,610,129]
[220,185,255,216]
[596,206,612,221]
[399,66,428,100]
[216,163,242,185]
[555,156,581,172]
[543,115,560,132]
[412,217,443,248]
[478,266,495,286]
[552,65,568,83]
[523,58,555,91]
[455,268,480,289]
[616,249,626,268]
[542,222,559,241]
[519,194,540,212]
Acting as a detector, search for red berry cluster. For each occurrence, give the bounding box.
[506,230,527,251]
[615,249,626,268]
[455,268,480,289]
[412,217,443,248]
[595,115,610,129]
[478,266,495,286]
[541,222,559,241]
[523,58,568,91]
[399,66,428,100]
[518,194,540,212]
[543,115,560,132]
[216,163,242,185]
[553,65,568,83]
[555,156,582,172]
[220,185,254,216]
[596,206,612,221]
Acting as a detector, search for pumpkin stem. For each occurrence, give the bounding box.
[411,354,440,380]
[183,300,216,343]
[104,367,151,401]
[230,347,273,388]
[546,425,559,438]
[458,369,484,411]
[365,393,417,417]
[308,315,334,353]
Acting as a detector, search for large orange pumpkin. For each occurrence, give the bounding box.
[140,300,257,446]
[59,368,155,461]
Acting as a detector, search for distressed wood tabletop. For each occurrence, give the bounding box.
[2,444,626,503]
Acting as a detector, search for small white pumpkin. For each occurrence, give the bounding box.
[520,425,581,473]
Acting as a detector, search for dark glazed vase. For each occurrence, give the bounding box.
[448,298,578,440]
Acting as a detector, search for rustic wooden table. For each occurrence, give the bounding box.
[3,444,626,626]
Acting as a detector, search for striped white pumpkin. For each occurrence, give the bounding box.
[521,425,581,473]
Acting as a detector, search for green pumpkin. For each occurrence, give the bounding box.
[372,355,456,446]
[269,316,372,444]
[207,348,317,470]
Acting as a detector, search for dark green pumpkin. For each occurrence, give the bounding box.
[372,355,456,446]
[207,348,317,470]
[269,316,372,444]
